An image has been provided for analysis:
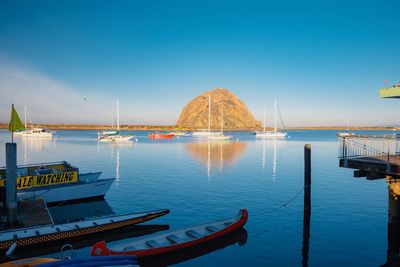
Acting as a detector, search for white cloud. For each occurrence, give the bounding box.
[0,64,124,124]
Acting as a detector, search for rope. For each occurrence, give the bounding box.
[250,186,305,239]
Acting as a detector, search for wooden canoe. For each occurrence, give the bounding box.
[0,209,169,251]
[91,209,248,258]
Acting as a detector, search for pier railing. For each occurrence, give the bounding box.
[338,134,400,159]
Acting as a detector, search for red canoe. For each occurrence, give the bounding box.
[91,209,248,258]
[148,133,174,139]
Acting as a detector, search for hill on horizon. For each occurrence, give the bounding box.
[176,89,260,129]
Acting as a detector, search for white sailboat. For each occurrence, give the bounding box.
[208,109,232,140]
[100,112,119,136]
[255,100,288,138]
[99,99,135,142]
[337,121,355,137]
[16,105,55,138]
[192,95,220,137]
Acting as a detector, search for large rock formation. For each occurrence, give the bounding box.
[177,89,260,129]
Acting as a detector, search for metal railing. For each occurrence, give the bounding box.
[338,134,400,159]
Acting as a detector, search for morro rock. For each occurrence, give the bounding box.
[177,89,260,129]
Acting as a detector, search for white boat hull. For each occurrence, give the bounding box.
[21,132,54,138]
[17,178,115,204]
[207,135,233,140]
[255,131,288,138]
[192,131,221,137]
[99,135,134,142]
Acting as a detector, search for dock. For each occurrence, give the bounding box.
[338,134,400,179]
[1,199,53,230]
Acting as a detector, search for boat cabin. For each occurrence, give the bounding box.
[0,161,79,190]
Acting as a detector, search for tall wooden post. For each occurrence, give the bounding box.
[6,143,18,224]
[384,182,400,267]
[302,144,311,267]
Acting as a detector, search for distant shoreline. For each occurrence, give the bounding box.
[0,123,397,131]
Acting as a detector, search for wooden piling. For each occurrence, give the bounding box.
[302,144,311,267]
[5,143,17,225]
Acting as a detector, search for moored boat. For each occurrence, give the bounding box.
[255,100,288,138]
[98,99,135,142]
[0,209,170,251]
[148,132,174,139]
[0,256,138,267]
[91,209,248,258]
[21,128,55,138]
[0,161,113,204]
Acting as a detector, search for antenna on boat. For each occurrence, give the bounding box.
[208,95,211,134]
[116,98,120,132]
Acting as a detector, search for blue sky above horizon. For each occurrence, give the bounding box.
[0,0,399,126]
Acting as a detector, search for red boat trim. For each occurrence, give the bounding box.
[91,209,248,258]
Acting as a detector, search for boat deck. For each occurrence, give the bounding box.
[1,199,53,230]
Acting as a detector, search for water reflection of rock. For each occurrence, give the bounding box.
[186,141,247,175]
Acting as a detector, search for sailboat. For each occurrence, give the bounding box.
[337,121,355,137]
[100,112,119,136]
[192,95,220,137]
[208,108,232,140]
[15,105,55,138]
[98,99,135,142]
[255,100,288,138]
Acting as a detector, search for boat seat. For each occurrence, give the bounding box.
[186,230,203,239]
[167,234,182,244]
[205,226,219,233]
[123,245,135,251]
[146,240,160,248]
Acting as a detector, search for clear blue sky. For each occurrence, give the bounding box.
[0,0,399,126]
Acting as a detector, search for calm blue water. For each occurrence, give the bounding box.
[0,130,396,266]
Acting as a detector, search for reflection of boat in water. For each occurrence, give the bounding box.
[48,200,114,224]
[138,228,247,267]
[0,161,114,205]
[91,209,248,258]
[186,141,247,175]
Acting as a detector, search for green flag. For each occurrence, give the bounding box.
[8,104,25,132]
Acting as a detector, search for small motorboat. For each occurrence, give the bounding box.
[0,209,169,251]
[91,209,248,258]
[148,132,174,139]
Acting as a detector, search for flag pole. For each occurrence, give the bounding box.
[11,104,14,143]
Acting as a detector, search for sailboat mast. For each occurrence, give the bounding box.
[24,105,27,129]
[208,95,211,133]
[116,99,120,131]
[221,109,223,134]
[263,108,266,133]
[274,99,277,132]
